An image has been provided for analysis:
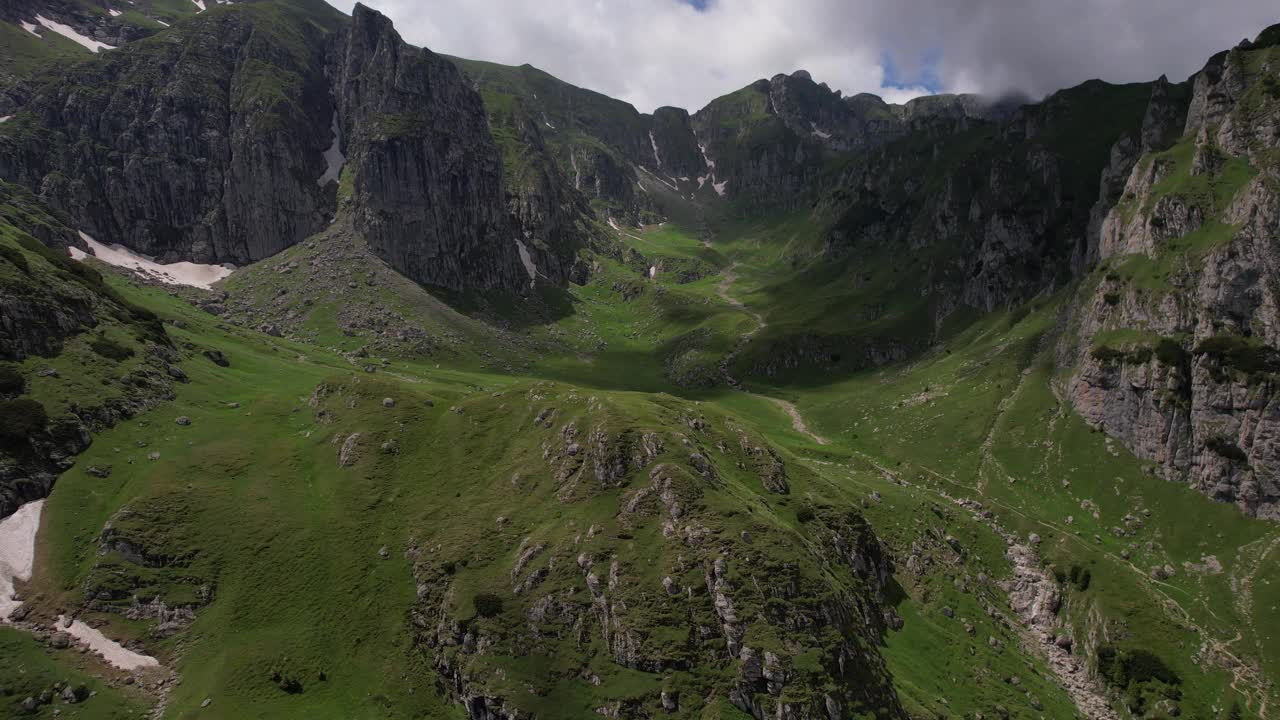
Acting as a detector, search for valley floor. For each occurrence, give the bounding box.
[2,218,1277,720]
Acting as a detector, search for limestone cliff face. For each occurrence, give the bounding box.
[691,70,1012,210]
[448,56,704,230]
[1064,26,1280,518]
[0,1,574,294]
[334,4,525,292]
[819,79,1153,318]
[0,1,341,265]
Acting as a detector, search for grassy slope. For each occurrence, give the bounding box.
[650,209,1280,717]
[25,276,468,719]
[5,203,1275,719]
[773,296,1280,718]
[0,627,151,717]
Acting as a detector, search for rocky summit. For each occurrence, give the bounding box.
[0,3,1279,719]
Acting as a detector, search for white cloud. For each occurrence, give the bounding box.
[326,0,1277,113]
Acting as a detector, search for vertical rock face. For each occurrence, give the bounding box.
[334,4,524,292]
[0,3,340,264]
[1,1,572,293]
[817,79,1152,315]
[647,106,703,177]
[1065,25,1280,519]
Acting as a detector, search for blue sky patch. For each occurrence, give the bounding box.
[880,50,944,93]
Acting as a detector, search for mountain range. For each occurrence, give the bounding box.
[1,2,1279,719]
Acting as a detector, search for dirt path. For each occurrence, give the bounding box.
[715,262,767,334]
[772,398,828,445]
[715,262,828,446]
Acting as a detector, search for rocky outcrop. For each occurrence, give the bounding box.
[0,188,177,519]
[1065,25,1280,518]
[394,389,905,720]
[335,4,527,292]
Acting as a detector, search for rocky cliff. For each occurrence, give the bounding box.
[335,4,528,292]
[0,0,342,265]
[448,57,702,231]
[691,70,1014,210]
[0,1,575,294]
[1064,25,1280,519]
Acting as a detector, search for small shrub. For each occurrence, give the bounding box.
[1196,334,1278,374]
[1124,649,1181,685]
[1097,645,1181,689]
[0,398,48,440]
[1154,337,1188,367]
[1103,292,1120,306]
[0,244,29,273]
[1091,345,1127,363]
[1092,344,1151,365]
[1076,568,1092,592]
[270,669,303,694]
[1205,434,1249,463]
[796,506,816,523]
[1067,564,1091,590]
[0,366,24,395]
[90,336,134,361]
[473,592,503,618]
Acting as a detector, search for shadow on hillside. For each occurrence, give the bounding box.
[430,281,579,331]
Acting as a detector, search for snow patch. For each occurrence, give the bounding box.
[191,0,206,11]
[810,122,831,140]
[109,8,122,16]
[0,501,43,622]
[607,217,620,231]
[156,19,170,27]
[648,130,662,169]
[514,239,537,286]
[20,20,39,36]
[74,232,234,289]
[0,117,11,124]
[637,166,678,192]
[35,15,116,52]
[698,143,716,170]
[570,152,581,191]
[317,111,344,187]
[713,178,728,197]
[648,266,657,279]
[58,615,160,671]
